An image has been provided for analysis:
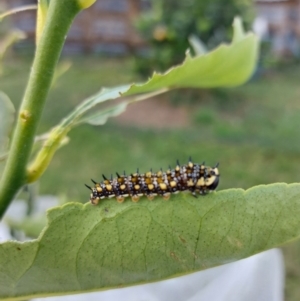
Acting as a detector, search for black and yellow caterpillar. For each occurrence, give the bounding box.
[85,159,220,205]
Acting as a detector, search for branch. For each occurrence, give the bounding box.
[0,0,81,218]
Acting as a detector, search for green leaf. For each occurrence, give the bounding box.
[232,16,246,43]
[0,91,15,158]
[77,102,128,125]
[75,89,167,125]
[55,15,258,130]
[1,183,300,300]
[64,85,131,128]
[123,17,258,96]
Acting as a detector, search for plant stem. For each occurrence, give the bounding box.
[0,0,80,219]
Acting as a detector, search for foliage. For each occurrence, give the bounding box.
[25,16,258,184]
[135,0,254,75]
[3,1,298,300]
[2,58,300,301]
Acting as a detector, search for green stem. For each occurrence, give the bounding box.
[0,0,81,219]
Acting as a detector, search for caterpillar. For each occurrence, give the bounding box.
[85,159,219,205]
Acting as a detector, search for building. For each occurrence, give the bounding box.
[254,0,300,57]
[2,0,148,54]
[5,0,300,58]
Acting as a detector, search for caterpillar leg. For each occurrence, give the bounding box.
[116,195,125,203]
[147,194,155,201]
[199,189,208,195]
[163,192,171,201]
[91,197,100,205]
[131,195,140,202]
[191,191,198,198]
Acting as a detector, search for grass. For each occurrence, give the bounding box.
[1,55,300,300]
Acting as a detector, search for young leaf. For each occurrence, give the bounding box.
[1,183,300,300]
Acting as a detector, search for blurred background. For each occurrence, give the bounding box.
[1,0,300,300]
